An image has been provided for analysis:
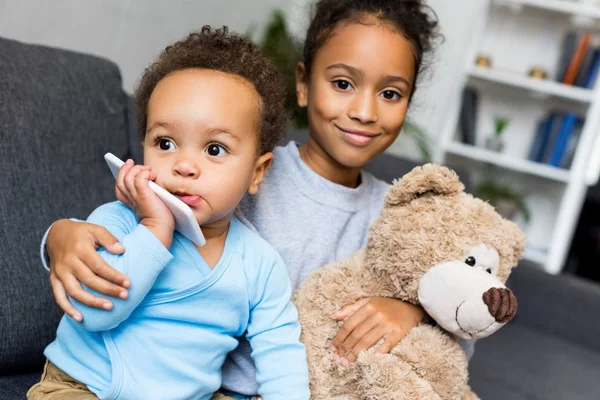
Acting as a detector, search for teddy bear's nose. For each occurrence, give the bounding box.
[482,287,517,323]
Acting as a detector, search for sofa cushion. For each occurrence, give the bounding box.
[0,372,41,399]
[469,323,600,400]
[0,36,136,374]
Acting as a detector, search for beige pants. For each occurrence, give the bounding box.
[28,360,236,400]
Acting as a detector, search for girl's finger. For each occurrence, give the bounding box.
[62,274,113,310]
[331,302,372,354]
[375,330,404,356]
[332,298,370,320]
[338,314,379,360]
[345,325,387,363]
[50,272,82,322]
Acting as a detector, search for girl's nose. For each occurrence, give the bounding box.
[173,158,200,178]
[348,92,378,124]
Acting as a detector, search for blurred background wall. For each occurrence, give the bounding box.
[0,0,488,157]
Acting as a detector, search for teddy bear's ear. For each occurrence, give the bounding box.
[384,164,465,208]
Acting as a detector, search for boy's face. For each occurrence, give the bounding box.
[143,69,272,227]
[296,20,415,168]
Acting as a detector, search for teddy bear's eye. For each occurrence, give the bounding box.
[465,256,476,266]
[486,268,492,274]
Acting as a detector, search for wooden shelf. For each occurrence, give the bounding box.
[496,0,600,19]
[468,66,594,103]
[447,142,571,182]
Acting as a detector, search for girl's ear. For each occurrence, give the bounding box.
[296,62,308,108]
[248,152,274,195]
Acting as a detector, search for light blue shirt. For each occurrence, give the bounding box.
[44,201,309,400]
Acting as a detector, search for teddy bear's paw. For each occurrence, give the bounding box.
[356,351,441,400]
[389,325,469,399]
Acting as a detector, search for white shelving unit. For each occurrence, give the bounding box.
[434,0,600,274]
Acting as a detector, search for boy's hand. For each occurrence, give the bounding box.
[116,160,175,247]
[47,219,129,321]
[330,297,425,365]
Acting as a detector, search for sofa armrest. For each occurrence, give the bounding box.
[508,265,600,352]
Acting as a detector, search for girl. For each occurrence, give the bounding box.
[43,0,474,398]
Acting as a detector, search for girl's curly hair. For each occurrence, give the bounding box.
[135,26,286,154]
[304,0,441,96]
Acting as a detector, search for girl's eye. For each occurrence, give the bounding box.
[333,79,353,91]
[205,143,227,157]
[157,138,175,151]
[381,90,401,101]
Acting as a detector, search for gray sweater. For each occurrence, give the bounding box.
[222,142,475,396]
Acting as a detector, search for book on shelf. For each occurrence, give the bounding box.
[556,31,599,88]
[528,111,583,169]
[458,86,478,146]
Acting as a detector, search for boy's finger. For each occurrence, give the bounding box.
[124,165,144,199]
[63,275,113,310]
[115,186,132,207]
[134,169,152,196]
[116,159,134,191]
[50,272,82,322]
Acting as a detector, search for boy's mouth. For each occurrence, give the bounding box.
[173,192,203,207]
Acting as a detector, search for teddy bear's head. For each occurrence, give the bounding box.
[366,164,526,339]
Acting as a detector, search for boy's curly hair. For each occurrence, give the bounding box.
[135,26,286,154]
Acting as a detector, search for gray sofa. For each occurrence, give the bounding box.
[1,36,600,399]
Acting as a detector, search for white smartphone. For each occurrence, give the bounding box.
[104,153,206,247]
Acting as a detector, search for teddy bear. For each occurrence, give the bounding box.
[292,164,526,400]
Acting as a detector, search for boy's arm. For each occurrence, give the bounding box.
[74,203,173,331]
[246,253,310,400]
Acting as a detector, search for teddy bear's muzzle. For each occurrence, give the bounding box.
[482,287,517,323]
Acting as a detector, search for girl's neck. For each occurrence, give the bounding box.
[196,217,230,268]
[298,137,362,188]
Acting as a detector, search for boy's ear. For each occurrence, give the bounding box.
[248,152,274,194]
[296,62,308,108]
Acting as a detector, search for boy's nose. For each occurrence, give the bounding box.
[348,93,378,124]
[173,158,200,178]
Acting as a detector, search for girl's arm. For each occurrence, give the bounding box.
[73,202,173,331]
[331,298,476,362]
[331,297,425,364]
[246,253,310,400]
[44,219,131,321]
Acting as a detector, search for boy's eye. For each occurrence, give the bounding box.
[205,143,227,157]
[381,90,401,101]
[333,79,353,91]
[157,138,176,151]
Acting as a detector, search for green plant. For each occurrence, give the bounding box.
[494,116,509,137]
[475,179,530,223]
[401,119,432,162]
[250,10,307,128]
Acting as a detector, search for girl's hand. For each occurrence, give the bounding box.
[115,160,175,247]
[47,219,129,321]
[330,297,426,365]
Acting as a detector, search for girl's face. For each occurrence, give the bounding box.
[297,19,416,169]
